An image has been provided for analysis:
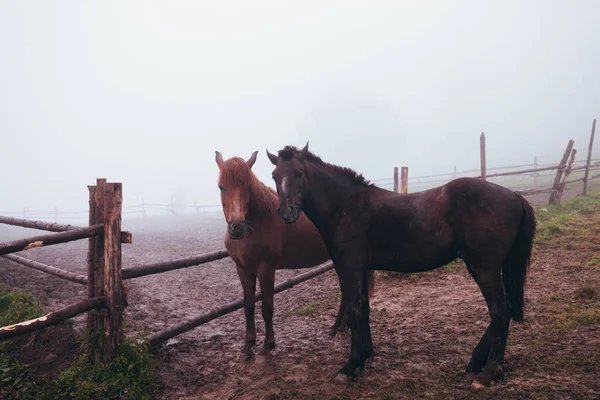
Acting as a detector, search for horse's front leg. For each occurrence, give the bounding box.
[236,265,257,359]
[257,266,276,351]
[336,264,373,380]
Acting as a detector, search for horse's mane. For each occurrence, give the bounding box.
[278,146,375,188]
[218,157,278,216]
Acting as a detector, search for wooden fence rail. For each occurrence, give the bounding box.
[147,262,335,347]
[123,249,230,280]
[2,254,87,285]
[0,224,103,256]
[0,297,105,341]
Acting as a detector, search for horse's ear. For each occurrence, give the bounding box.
[266,149,279,165]
[215,151,224,168]
[247,151,258,169]
[299,141,309,161]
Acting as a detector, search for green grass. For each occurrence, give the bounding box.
[295,301,321,316]
[0,285,155,400]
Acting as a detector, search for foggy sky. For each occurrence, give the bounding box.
[1,1,599,215]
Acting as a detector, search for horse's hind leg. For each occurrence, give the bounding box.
[329,292,348,338]
[236,265,257,359]
[469,266,511,387]
[257,266,276,351]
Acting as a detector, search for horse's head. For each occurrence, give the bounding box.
[215,150,259,240]
[266,142,309,224]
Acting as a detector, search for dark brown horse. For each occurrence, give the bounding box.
[215,151,374,358]
[267,143,535,387]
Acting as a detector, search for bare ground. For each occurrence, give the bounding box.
[1,187,599,399]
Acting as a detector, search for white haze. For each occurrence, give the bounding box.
[1,0,599,217]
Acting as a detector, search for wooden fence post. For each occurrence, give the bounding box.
[549,140,575,204]
[555,149,577,203]
[533,156,538,186]
[195,200,200,216]
[393,167,399,193]
[87,179,106,364]
[480,133,486,181]
[453,165,457,180]
[102,182,125,363]
[400,167,408,194]
[583,119,596,196]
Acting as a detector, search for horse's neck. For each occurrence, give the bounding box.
[303,163,359,234]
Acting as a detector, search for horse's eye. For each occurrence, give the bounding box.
[296,170,304,177]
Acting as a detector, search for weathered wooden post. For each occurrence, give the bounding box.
[549,140,575,204]
[533,156,538,186]
[102,182,125,362]
[555,149,577,203]
[400,167,408,194]
[393,167,399,193]
[87,179,106,364]
[583,119,596,196]
[480,133,486,181]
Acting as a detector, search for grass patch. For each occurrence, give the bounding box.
[0,283,44,327]
[550,304,600,332]
[0,285,155,400]
[295,301,321,316]
[575,286,596,300]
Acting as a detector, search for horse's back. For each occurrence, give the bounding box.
[353,177,527,271]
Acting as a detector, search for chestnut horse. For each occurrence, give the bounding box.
[215,150,374,357]
[267,143,535,387]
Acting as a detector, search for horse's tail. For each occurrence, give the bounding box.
[365,270,375,301]
[503,193,536,322]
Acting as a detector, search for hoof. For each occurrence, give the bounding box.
[263,340,275,350]
[328,327,337,338]
[335,372,353,383]
[470,380,486,390]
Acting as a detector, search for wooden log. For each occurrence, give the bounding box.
[516,188,557,196]
[485,164,560,179]
[549,140,575,204]
[147,262,335,347]
[0,216,80,232]
[102,182,125,363]
[555,149,577,203]
[583,119,596,195]
[0,297,105,341]
[123,249,230,280]
[533,156,538,185]
[480,132,486,181]
[400,167,408,194]
[87,179,105,364]
[2,254,87,285]
[393,167,399,193]
[0,224,103,256]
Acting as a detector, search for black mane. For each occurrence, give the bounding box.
[278,146,375,188]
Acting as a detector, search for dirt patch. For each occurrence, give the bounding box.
[1,189,599,399]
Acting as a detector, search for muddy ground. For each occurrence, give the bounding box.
[1,187,599,399]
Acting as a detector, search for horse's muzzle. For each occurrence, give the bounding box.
[278,205,299,224]
[228,221,248,240]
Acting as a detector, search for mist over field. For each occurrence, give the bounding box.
[1,1,599,218]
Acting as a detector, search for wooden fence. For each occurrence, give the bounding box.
[388,119,599,205]
[0,119,598,363]
[0,179,335,363]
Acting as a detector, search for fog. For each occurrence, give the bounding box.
[1,1,599,218]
